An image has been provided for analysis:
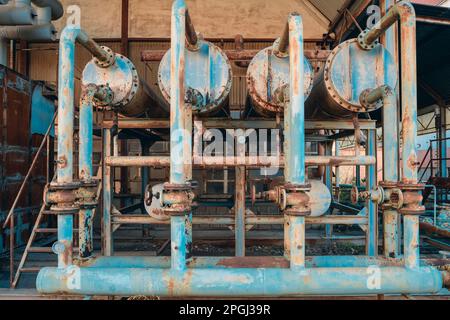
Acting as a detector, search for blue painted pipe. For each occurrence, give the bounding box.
[169,0,193,269]
[36,266,443,296]
[55,25,113,267]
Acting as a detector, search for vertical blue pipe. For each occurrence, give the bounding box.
[56,25,83,268]
[171,215,188,271]
[285,13,305,186]
[380,1,400,259]
[170,0,192,270]
[382,87,400,258]
[400,4,418,184]
[286,13,306,269]
[367,129,377,256]
[404,215,419,269]
[102,129,113,256]
[78,88,95,259]
[170,0,188,185]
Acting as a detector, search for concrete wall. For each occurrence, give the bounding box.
[53,0,329,39]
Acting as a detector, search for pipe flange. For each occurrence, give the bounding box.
[388,188,404,210]
[47,181,81,191]
[94,46,116,68]
[351,185,360,205]
[94,85,114,107]
[379,181,398,189]
[283,183,311,216]
[161,183,195,216]
[357,29,379,51]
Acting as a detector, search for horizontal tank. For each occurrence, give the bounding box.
[82,46,169,118]
[246,40,314,118]
[305,39,397,119]
[158,39,232,116]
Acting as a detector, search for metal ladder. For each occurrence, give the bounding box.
[11,163,103,288]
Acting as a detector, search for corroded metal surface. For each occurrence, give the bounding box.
[246,44,313,117]
[305,39,397,119]
[158,39,232,116]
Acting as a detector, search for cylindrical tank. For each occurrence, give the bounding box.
[305,39,397,119]
[158,39,232,116]
[82,47,169,118]
[246,41,314,118]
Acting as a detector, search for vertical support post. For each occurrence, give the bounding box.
[78,88,95,259]
[102,129,113,256]
[169,0,192,271]
[285,12,307,270]
[367,129,378,256]
[235,166,246,257]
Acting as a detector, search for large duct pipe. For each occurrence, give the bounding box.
[31,0,63,21]
[245,16,313,118]
[0,0,36,25]
[82,50,169,118]
[0,2,57,66]
[305,38,398,119]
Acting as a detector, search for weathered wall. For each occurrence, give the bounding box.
[53,0,329,39]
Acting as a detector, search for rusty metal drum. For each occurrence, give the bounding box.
[82,46,169,118]
[305,39,398,119]
[246,43,314,118]
[158,39,232,116]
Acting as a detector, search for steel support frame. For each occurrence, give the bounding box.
[36,1,446,297]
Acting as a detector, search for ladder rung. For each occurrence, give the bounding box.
[20,267,42,273]
[42,210,58,215]
[28,247,53,253]
[35,228,58,233]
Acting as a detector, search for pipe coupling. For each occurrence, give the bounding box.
[397,183,426,215]
[351,185,385,205]
[161,183,195,216]
[281,184,311,216]
[378,182,425,215]
[76,180,99,209]
[44,182,81,214]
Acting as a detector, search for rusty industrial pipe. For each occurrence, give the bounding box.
[273,19,290,57]
[185,9,198,48]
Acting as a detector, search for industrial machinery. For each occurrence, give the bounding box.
[31,0,449,297]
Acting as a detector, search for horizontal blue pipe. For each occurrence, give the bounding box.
[37,266,443,296]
